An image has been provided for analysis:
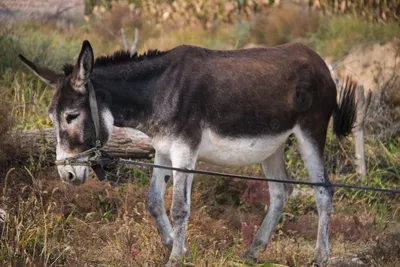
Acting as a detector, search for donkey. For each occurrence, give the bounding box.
[19,40,356,266]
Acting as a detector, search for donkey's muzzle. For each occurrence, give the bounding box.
[66,171,76,182]
[59,168,76,183]
[58,165,88,185]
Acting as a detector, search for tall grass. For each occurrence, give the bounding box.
[249,5,321,47]
[0,93,14,163]
[0,175,71,266]
[308,15,400,57]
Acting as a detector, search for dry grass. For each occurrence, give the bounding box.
[366,90,400,139]
[250,5,320,47]
[0,97,14,165]
[1,163,399,266]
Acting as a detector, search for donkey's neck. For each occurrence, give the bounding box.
[91,54,172,132]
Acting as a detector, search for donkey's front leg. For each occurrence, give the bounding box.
[166,144,197,266]
[147,152,174,250]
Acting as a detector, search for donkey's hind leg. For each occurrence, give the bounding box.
[243,144,293,261]
[294,126,334,265]
[147,152,174,250]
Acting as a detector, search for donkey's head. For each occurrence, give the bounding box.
[19,41,113,185]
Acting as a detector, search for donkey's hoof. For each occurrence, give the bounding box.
[163,242,173,252]
[162,237,173,251]
[311,252,328,266]
[242,250,258,263]
[184,247,192,262]
[309,257,327,267]
[165,259,179,267]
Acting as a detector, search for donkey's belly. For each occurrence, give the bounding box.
[197,129,292,167]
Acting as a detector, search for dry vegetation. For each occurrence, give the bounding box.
[1,1,399,266]
[0,100,13,163]
[1,160,399,267]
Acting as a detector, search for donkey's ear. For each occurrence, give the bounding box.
[18,54,61,88]
[71,40,94,92]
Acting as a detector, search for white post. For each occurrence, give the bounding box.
[129,28,139,57]
[352,85,372,179]
[120,28,128,50]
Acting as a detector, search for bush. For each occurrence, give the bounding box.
[0,98,14,165]
[250,5,320,47]
[314,0,400,23]
[308,15,400,57]
[91,2,144,41]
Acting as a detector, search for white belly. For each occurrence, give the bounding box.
[151,128,292,167]
[197,129,291,167]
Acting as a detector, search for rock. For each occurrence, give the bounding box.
[337,41,399,94]
[0,208,6,235]
[0,208,5,222]
[351,257,364,265]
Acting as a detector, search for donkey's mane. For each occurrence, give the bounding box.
[62,49,167,75]
[62,64,74,75]
[94,49,167,66]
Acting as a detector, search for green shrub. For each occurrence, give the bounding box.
[316,0,399,23]
[308,15,400,57]
[250,5,320,47]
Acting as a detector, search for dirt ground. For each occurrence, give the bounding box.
[335,41,399,93]
[329,40,400,136]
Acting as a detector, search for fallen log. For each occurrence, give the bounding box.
[7,127,154,162]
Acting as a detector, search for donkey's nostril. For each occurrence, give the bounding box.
[67,172,75,181]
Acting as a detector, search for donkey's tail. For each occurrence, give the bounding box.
[333,77,357,139]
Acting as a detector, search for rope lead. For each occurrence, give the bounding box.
[117,159,400,194]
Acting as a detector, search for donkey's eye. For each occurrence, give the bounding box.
[66,113,80,124]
